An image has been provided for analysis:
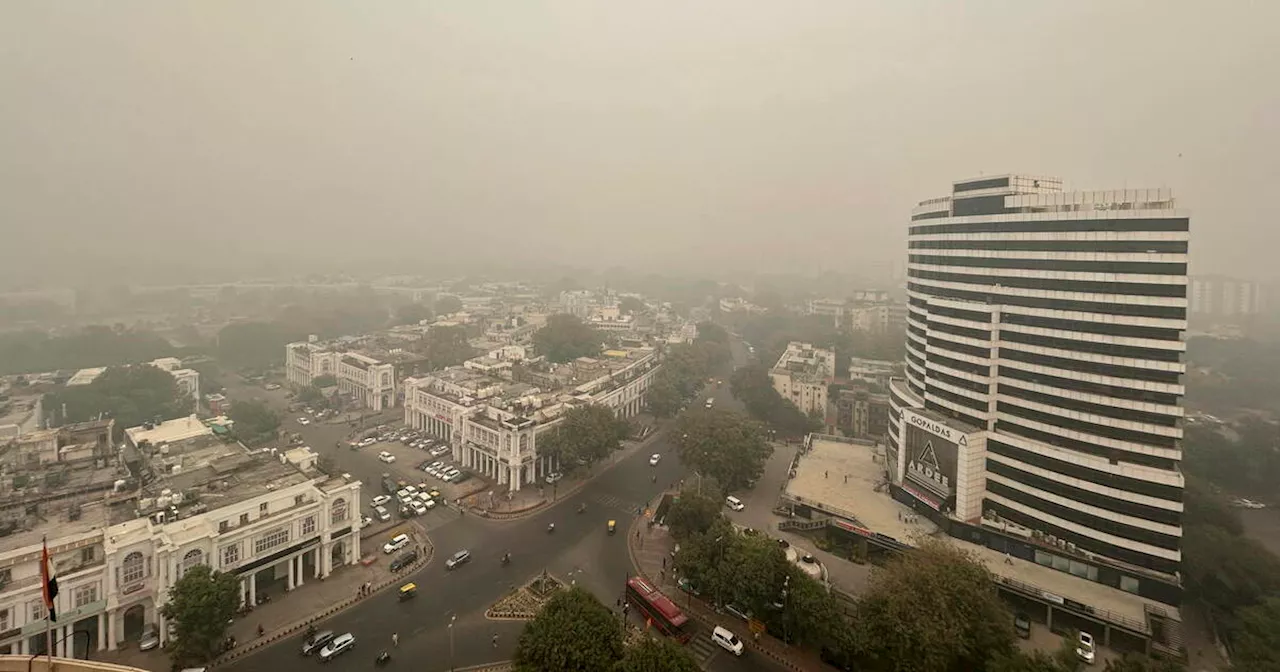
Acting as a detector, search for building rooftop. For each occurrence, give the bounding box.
[771,342,836,383]
[66,367,107,387]
[139,437,317,520]
[124,415,211,446]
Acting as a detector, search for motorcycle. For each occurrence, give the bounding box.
[577,504,586,514]
[501,553,511,566]
[376,651,392,666]
[547,523,555,534]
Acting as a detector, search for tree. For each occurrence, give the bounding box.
[434,294,463,315]
[45,364,194,438]
[848,540,1015,672]
[617,296,647,316]
[534,314,603,363]
[297,385,325,406]
[1182,523,1280,620]
[514,586,624,672]
[1102,655,1186,672]
[1231,596,1280,672]
[229,399,280,443]
[673,409,773,495]
[311,374,337,388]
[665,491,724,541]
[216,321,298,370]
[0,325,175,375]
[614,637,701,672]
[644,374,684,418]
[423,325,475,368]
[393,302,433,326]
[695,321,730,346]
[161,564,240,666]
[730,364,820,437]
[539,405,630,470]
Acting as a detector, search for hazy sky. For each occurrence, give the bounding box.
[2,1,1277,287]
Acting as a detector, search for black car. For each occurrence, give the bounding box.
[390,550,419,572]
[301,630,335,656]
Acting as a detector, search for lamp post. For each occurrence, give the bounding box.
[448,615,456,671]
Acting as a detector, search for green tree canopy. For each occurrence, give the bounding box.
[674,409,773,494]
[534,314,604,363]
[228,399,280,444]
[539,405,630,470]
[613,637,701,672]
[45,364,194,437]
[297,385,326,405]
[216,321,299,370]
[644,374,684,419]
[311,373,337,388]
[434,294,463,315]
[160,564,240,666]
[665,491,724,541]
[393,302,433,326]
[848,540,1016,672]
[1231,596,1280,672]
[514,586,625,672]
[1182,522,1280,620]
[617,296,647,315]
[423,324,475,369]
[0,325,175,375]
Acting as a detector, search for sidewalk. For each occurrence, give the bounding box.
[97,524,432,671]
[627,512,833,672]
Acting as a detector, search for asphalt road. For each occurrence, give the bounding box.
[223,337,784,671]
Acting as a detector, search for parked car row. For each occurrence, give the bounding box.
[419,459,467,484]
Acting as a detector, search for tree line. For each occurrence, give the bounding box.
[0,325,176,375]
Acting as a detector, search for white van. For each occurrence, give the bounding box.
[725,495,745,511]
[383,533,410,554]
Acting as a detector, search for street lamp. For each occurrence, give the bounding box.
[448,615,456,671]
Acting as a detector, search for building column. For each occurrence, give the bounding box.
[248,573,257,606]
[106,610,117,651]
[97,613,106,651]
[314,546,324,578]
[286,556,296,590]
[295,555,305,588]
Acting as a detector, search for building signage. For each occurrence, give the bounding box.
[904,411,967,446]
[121,582,145,596]
[902,483,942,511]
[831,519,873,538]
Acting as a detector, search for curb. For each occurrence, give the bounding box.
[625,517,811,672]
[210,535,436,668]
[475,428,670,522]
[454,662,514,672]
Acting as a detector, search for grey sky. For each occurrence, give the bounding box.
[2,1,1277,286]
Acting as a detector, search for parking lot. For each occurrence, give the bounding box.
[345,425,488,520]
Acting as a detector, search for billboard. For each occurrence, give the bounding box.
[902,413,961,505]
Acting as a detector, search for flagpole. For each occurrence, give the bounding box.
[43,536,53,667]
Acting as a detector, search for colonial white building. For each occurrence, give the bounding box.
[285,339,397,411]
[403,346,659,491]
[0,417,361,657]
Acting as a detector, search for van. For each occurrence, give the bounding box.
[726,495,745,511]
[383,533,410,554]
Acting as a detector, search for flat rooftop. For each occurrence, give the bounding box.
[125,415,211,446]
[785,438,931,544]
[787,437,1176,631]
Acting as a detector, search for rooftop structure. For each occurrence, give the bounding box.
[770,342,836,417]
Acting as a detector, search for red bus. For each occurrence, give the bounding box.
[626,576,691,642]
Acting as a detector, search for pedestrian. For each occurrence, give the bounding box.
[392,632,399,647]
[897,511,902,522]
[843,475,848,484]
[824,470,829,479]
[661,557,666,569]
[492,633,499,648]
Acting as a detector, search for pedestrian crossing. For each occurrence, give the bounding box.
[686,630,719,668]
[590,493,640,514]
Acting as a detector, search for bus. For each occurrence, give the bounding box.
[626,576,691,642]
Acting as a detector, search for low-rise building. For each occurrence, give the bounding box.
[285,339,397,411]
[831,388,892,441]
[403,345,659,491]
[848,358,896,388]
[0,416,360,656]
[770,342,836,417]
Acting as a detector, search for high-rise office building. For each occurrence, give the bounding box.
[888,175,1188,578]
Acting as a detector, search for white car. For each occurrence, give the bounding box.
[297,417,311,426]
[430,446,451,457]
[378,451,396,464]
[373,506,390,522]
[318,633,355,661]
[442,468,460,482]
[360,514,373,527]
[383,533,410,554]
[1076,631,1096,665]
[711,626,744,656]
[409,501,428,516]
[649,453,661,466]
[545,472,563,484]
[370,495,391,508]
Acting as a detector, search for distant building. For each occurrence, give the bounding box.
[770,342,836,417]
[831,388,892,441]
[1189,275,1264,319]
[848,358,896,388]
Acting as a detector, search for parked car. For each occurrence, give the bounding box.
[384,533,411,554]
[390,550,419,572]
[371,495,392,508]
[139,624,160,651]
[1076,631,1096,665]
[1014,612,1031,639]
[649,453,661,466]
[378,451,396,464]
[373,506,390,522]
[545,472,563,484]
[711,626,744,656]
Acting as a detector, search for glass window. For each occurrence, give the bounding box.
[181,549,204,576]
[1120,575,1141,594]
[121,552,145,584]
[254,528,290,555]
[222,545,240,567]
[302,516,316,536]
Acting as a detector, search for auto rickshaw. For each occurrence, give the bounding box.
[607,520,617,535]
[398,583,417,601]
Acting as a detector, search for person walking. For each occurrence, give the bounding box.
[392,632,399,647]
[492,633,499,648]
